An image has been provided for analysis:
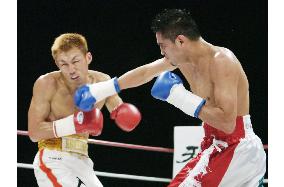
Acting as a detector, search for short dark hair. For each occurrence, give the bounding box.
[151,9,201,42]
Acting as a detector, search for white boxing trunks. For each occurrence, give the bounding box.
[33,134,103,187]
[33,149,103,187]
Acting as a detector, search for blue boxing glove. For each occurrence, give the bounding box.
[74,85,96,111]
[74,77,121,111]
[151,71,183,101]
[151,71,206,118]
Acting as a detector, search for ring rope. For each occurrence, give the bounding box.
[17,162,268,184]
[17,130,173,153]
[17,130,267,152]
[18,130,268,184]
[17,163,171,182]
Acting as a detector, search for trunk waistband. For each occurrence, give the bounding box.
[202,115,254,149]
[38,135,88,156]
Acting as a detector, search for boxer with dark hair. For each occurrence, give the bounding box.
[74,9,266,187]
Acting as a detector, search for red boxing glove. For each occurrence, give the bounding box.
[110,103,141,132]
[53,108,103,137]
[74,108,103,136]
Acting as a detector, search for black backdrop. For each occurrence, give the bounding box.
[18,0,267,186]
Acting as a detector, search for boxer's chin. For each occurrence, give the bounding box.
[71,77,84,87]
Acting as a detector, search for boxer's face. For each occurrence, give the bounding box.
[156,32,185,66]
[55,47,92,87]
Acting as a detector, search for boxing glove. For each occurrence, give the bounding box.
[110,103,141,132]
[151,71,206,118]
[53,108,103,137]
[74,77,121,111]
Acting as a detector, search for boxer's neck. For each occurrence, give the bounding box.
[184,38,214,69]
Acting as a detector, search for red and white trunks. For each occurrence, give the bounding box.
[169,115,266,187]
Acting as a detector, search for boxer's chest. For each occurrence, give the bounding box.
[49,87,105,120]
[50,88,75,120]
[179,66,215,105]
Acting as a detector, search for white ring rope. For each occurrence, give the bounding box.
[18,130,268,184]
[17,163,171,183]
[17,163,268,184]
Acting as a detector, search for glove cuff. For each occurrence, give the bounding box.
[166,84,206,118]
[53,115,76,138]
[113,77,121,93]
[89,77,120,102]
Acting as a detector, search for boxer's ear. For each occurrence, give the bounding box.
[86,52,92,64]
[175,35,186,47]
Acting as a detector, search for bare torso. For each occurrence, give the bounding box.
[117,42,249,133]
[50,71,107,139]
[29,70,113,141]
[178,46,249,116]
[47,71,106,122]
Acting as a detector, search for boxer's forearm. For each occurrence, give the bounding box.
[117,58,176,90]
[75,58,176,111]
[28,121,55,142]
[118,65,156,90]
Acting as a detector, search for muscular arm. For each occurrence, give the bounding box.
[118,58,177,90]
[74,58,176,111]
[105,95,123,112]
[198,59,239,134]
[28,76,56,142]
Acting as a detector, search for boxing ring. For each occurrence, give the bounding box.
[17,130,268,185]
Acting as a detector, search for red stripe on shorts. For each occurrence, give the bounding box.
[39,149,62,187]
[200,143,239,187]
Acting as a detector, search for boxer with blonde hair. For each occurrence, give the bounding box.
[28,33,141,187]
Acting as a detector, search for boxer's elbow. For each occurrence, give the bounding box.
[198,105,237,134]
[28,131,39,142]
[219,115,236,134]
[216,106,237,134]
[221,122,236,134]
[28,130,40,142]
[28,125,41,142]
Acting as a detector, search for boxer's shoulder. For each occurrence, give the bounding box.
[88,70,111,83]
[36,71,60,83]
[211,47,239,66]
[33,71,59,96]
[209,48,240,79]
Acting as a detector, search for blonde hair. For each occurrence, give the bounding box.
[51,33,88,60]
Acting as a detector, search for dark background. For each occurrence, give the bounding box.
[18,0,267,186]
